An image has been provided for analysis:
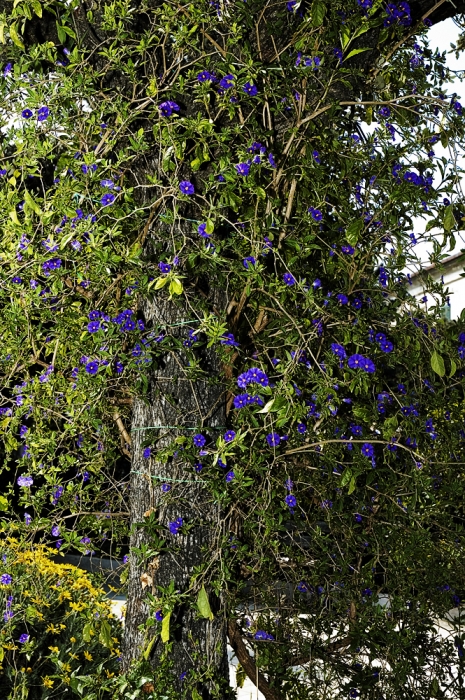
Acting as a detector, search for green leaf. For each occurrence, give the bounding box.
[257,399,274,414]
[197,585,214,620]
[311,0,326,27]
[190,158,201,171]
[56,22,67,44]
[169,278,183,295]
[346,219,363,246]
[340,469,352,488]
[24,190,41,216]
[255,187,266,199]
[440,131,449,149]
[0,496,8,511]
[450,358,457,378]
[82,623,93,643]
[444,204,455,232]
[152,276,169,290]
[344,48,370,61]
[99,620,112,648]
[192,690,202,700]
[31,0,42,17]
[9,209,20,225]
[206,219,214,234]
[161,612,171,642]
[0,23,5,44]
[430,350,445,378]
[9,23,24,49]
[348,476,356,495]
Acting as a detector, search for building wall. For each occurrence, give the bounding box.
[408,255,465,321]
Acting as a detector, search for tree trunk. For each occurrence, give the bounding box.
[122,293,231,697]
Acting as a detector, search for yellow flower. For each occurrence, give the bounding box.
[70,637,76,643]
[69,601,86,612]
[68,652,79,660]
[105,670,115,678]
[61,662,71,672]
[58,591,72,602]
[83,651,93,661]
[46,624,61,635]
[42,677,54,688]
[48,646,59,655]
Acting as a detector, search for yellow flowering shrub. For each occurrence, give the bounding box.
[0,538,121,699]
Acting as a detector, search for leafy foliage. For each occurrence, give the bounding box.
[0,0,464,697]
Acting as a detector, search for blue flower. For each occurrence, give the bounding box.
[197,70,215,82]
[297,423,306,434]
[283,272,296,286]
[198,223,210,238]
[226,470,235,482]
[337,293,348,305]
[267,432,280,447]
[308,207,323,221]
[193,434,206,448]
[341,244,355,255]
[236,162,251,176]
[285,494,297,508]
[169,517,183,535]
[268,152,276,168]
[350,424,363,436]
[379,339,394,353]
[87,321,100,333]
[22,109,33,119]
[219,74,234,89]
[100,179,114,188]
[37,106,50,121]
[378,106,391,118]
[161,483,171,492]
[348,354,375,373]
[179,180,195,195]
[18,634,29,644]
[101,193,115,206]
[17,476,33,487]
[331,343,346,359]
[243,256,256,269]
[333,48,343,61]
[354,513,362,522]
[0,574,12,585]
[85,361,99,375]
[159,101,180,117]
[220,333,239,347]
[155,610,163,621]
[158,261,171,274]
[243,82,258,96]
[361,443,374,458]
[224,430,236,443]
[143,447,151,459]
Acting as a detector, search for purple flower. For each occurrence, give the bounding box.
[254,630,274,640]
[268,152,276,168]
[101,192,115,207]
[221,333,239,347]
[285,494,297,508]
[169,517,183,535]
[243,256,256,269]
[243,82,258,96]
[85,361,99,375]
[179,180,195,195]
[337,293,348,305]
[379,339,394,353]
[87,320,101,333]
[348,354,376,373]
[37,106,50,121]
[193,434,206,448]
[198,223,210,238]
[354,513,362,523]
[197,70,215,82]
[236,162,251,176]
[17,476,33,487]
[341,244,355,255]
[226,470,235,482]
[22,109,33,119]
[143,447,151,459]
[219,74,234,89]
[100,179,115,188]
[52,525,60,537]
[158,261,171,274]
[283,272,296,286]
[159,101,180,117]
[266,432,280,447]
[361,443,374,458]
[0,574,12,585]
[18,634,29,643]
[161,483,171,493]
[80,537,91,545]
[224,430,236,443]
[297,423,306,434]
[24,513,32,525]
[331,343,346,359]
[378,106,391,118]
[308,207,322,221]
